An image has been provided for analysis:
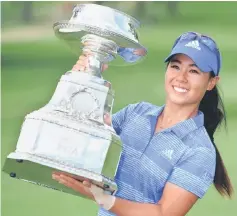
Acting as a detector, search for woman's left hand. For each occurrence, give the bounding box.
[52,171,94,200]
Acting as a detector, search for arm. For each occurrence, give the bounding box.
[52,146,215,216]
[111,102,140,135]
[110,182,198,216]
[52,173,198,216]
[110,146,216,216]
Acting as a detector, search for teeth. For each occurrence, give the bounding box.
[174,86,188,93]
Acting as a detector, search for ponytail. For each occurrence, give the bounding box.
[199,73,233,198]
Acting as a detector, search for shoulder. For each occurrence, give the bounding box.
[182,126,216,164]
[183,126,215,151]
[128,101,162,115]
[112,101,161,122]
[112,101,162,127]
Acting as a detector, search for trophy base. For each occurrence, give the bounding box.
[3,152,117,198]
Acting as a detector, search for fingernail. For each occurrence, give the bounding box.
[59,180,66,184]
[83,181,90,187]
[82,181,88,185]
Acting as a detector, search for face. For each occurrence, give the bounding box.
[165,54,219,107]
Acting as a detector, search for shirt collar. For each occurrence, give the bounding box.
[148,105,204,139]
[146,105,165,117]
[170,111,204,139]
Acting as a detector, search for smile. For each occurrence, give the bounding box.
[173,86,188,93]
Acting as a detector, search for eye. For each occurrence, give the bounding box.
[190,69,200,74]
[170,65,180,70]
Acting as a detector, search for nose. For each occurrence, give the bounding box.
[175,69,188,83]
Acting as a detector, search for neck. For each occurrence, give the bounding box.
[160,100,199,128]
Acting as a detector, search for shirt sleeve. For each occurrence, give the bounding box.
[111,103,140,135]
[167,147,216,198]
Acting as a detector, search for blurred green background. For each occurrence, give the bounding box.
[1,1,237,216]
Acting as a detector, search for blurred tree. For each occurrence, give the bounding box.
[135,1,145,18]
[22,1,33,23]
[167,1,179,17]
[134,1,159,24]
[94,1,105,5]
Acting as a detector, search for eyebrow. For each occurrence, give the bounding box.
[170,59,198,67]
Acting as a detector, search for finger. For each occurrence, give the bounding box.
[52,172,80,182]
[57,174,83,188]
[52,173,95,200]
[103,113,112,126]
[72,65,80,71]
[78,55,92,62]
[58,175,91,193]
[52,171,73,180]
[60,174,76,182]
[81,41,90,47]
[82,180,92,188]
[76,59,89,67]
[58,178,84,191]
[59,174,87,187]
[83,50,94,57]
[52,171,60,175]
[52,171,62,177]
[72,65,86,72]
[52,173,60,181]
[78,55,88,61]
[133,48,146,56]
[102,64,108,72]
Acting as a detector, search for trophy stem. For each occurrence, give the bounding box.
[81,34,118,77]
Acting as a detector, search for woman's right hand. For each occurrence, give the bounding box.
[72,55,109,72]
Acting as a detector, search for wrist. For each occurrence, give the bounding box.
[98,193,116,211]
[89,185,116,210]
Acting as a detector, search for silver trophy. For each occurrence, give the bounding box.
[3,3,147,198]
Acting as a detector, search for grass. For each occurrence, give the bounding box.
[2,15,237,216]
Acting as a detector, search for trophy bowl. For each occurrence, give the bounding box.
[2,3,147,199]
[54,3,147,66]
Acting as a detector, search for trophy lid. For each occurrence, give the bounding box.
[53,4,147,66]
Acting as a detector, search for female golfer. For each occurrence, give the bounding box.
[52,32,233,216]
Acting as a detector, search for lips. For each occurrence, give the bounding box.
[173,86,188,93]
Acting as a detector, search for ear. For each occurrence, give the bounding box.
[207,76,220,91]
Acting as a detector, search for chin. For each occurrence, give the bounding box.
[167,92,191,106]
[168,93,201,107]
[169,98,189,106]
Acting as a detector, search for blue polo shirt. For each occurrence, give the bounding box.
[98,102,216,216]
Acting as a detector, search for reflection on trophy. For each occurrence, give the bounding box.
[3,4,147,198]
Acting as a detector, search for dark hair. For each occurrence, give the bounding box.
[199,72,233,198]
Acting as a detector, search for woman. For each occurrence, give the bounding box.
[52,32,233,216]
